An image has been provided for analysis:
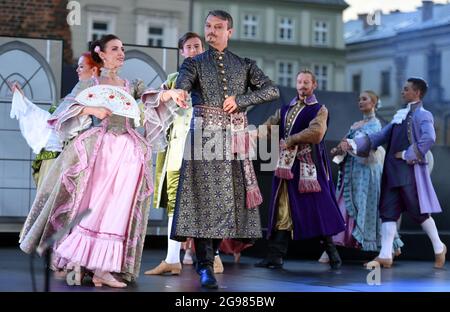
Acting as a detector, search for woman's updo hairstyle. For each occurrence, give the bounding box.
[363,90,380,110]
[89,34,120,64]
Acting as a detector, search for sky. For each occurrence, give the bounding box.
[343,0,450,21]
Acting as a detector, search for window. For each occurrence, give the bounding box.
[277,61,295,87]
[0,47,56,103]
[278,17,294,42]
[87,12,116,42]
[352,74,361,94]
[91,22,109,41]
[148,27,164,47]
[0,39,61,217]
[242,14,259,39]
[313,20,329,46]
[381,71,391,96]
[136,15,178,47]
[313,64,329,91]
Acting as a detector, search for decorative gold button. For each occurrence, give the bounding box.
[221,70,225,74]
[219,63,224,67]
[218,56,223,60]
[223,78,227,82]
[223,86,228,91]
[224,94,229,98]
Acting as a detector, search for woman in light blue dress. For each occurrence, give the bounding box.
[319,91,403,262]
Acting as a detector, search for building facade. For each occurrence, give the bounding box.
[69,0,191,61]
[71,0,348,92]
[345,1,450,144]
[191,0,348,91]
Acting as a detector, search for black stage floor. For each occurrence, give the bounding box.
[1,247,449,292]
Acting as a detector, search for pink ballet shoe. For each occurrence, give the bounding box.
[92,274,127,288]
[53,270,67,280]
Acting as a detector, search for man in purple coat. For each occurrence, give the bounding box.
[341,77,446,269]
[255,70,345,270]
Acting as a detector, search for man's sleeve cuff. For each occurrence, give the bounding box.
[347,139,357,154]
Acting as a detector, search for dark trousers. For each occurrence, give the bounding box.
[267,230,290,259]
[194,238,222,270]
[380,183,429,224]
[266,231,341,268]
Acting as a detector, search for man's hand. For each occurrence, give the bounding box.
[223,95,238,114]
[331,146,342,156]
[339,140,352,153]
[395,151,404,160]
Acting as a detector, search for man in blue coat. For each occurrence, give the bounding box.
[341,77,446,269]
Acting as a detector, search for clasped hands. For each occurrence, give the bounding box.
[161,89,189,109]
[331,139,411,164]
[331,139,352,156]
[162,90,238,114]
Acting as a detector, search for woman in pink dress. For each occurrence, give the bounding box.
[19,34,186,288]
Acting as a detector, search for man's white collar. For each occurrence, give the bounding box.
[391,101,420,125]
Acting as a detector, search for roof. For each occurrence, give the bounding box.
[275,0,348,9]
[345,3,450,44]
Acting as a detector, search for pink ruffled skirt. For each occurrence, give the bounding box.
[55,131,143,272]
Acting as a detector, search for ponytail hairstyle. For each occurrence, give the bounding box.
[89,34,120,64]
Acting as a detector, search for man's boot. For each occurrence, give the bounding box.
[322,236,342,270]
[198,266,218,289]
[255,230,290,269]
[194,238,218,289]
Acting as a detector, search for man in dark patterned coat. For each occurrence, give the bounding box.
[171,10,280,288]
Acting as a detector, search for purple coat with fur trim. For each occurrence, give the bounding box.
[354,103,441,214]
[267,95,345,240]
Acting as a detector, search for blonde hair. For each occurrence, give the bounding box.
[362,90,379,108]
